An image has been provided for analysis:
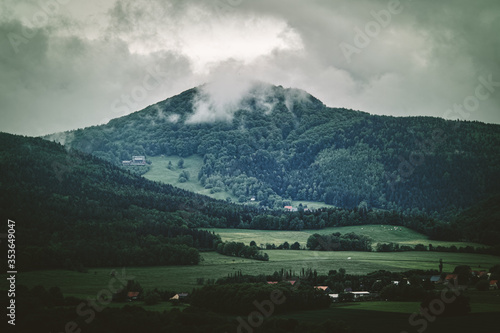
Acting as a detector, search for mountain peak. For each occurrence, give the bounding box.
[185,80,316,124]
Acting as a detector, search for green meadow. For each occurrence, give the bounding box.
[15,250,499,299]
[204,225,486,249]
[143,155,238,201]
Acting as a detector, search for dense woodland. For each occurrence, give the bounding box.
[215,241,269,261]
[51,84,500,218]
[0,132,499,270]
[306,232,372,251]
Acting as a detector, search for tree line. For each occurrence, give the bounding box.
[306,232,372,251]
[215,241,269,261]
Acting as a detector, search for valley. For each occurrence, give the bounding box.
[204,225,487,249]
[2,81,499,332]
[16,250,499,298]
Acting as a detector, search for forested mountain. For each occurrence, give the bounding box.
[1,132,499,273]
[49,83,500,217]
[0,132,239,269]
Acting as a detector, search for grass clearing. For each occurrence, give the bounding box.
[204,225,486,249]
[143,155,237,201]
[143,155,336,208]
[291,200,336,209]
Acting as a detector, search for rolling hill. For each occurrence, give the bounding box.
[47,82,500,218]
[1,131,499,274]
[0,132,246,269]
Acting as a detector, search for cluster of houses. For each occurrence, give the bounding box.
[265,281,373,302]
[389,271,498,290]
[316,286,372,302]
[439,271,498,289]
[263,270,498,304]
[122,156,146,166]
[124,271,497,304]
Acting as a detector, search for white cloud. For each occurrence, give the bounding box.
[0,0,499,136]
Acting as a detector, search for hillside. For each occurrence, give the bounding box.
[1,132,499,274]
[48,82,500,217]
[0,132,245,269]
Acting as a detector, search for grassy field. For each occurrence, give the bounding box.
[11,248,499,333]
[143,155,238,201]
[204,225,486,249]
[143,155,336,208]
[15,250,499,298]
[291,200,336,209]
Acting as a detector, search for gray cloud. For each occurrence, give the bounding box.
[1,0,499,136]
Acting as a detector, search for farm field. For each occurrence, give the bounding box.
[204,225,487,249]
[15,250,499,299]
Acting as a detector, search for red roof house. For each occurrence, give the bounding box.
[127,291,140,300]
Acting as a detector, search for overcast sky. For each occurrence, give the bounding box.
[1,0,499,136]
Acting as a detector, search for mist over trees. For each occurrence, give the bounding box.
[54,85,500,219]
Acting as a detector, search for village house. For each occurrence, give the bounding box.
[490,280,498,290]
[314,286,332,293]
[472,270,488,278]
[266,280,297,286]
[430,275,441,283]
[122,156,146,166]
[351,291,371,300]
[169,293,189,300]
[127,291,140,301]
